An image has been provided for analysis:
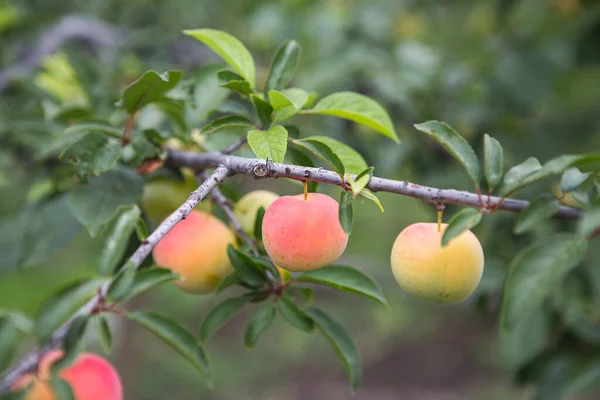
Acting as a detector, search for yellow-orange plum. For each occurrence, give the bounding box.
[390,223,484,303]
[152,210,235,293]
[262,193,348,272]
[14,350,122,400]
[232,190,280,236]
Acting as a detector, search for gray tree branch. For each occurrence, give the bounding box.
[0,166,229,395]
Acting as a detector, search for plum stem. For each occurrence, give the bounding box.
[303,181,308,200]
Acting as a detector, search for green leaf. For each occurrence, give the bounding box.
[215,272,243,294]
[226,245,267,287]
[500,234,588,333]
[285,147,318,192]
[414,121,481,186]
[34,278,103,343]
[0,310,33,335]
[0,315,17,372]
[250,94,273,128]
[304,307,361,391]
[199,296,249,342]
[514,195,561,234]
[126,311,210,380]
[59,132,120,177]
[307,92,398,142]
[106,261,136,303]
[20,195,82,268]
[579,208,600,237]
[441,208,482,247]
[269,89,309,123]
[358,189,384,212]
[184,29,256,87]
[498,157,542,196]
[563,357,600,398]
[200,115,253,135]
[96,205,140,276]
[297,265,387,306]
[96,315,112,353]
[347,167,373,197]
[68,168,143,237]
[499,307,549,368]
[62,315,88,355]
[483,134,503,191]
[301,136,367,174]
[247,126,287,163]
[48,378,75,400]
[339,191,353,234]
[265,40,301,94]
[293,139,345,175]
[186,64,231,126]
[217,70,254,95]
[119,267,179,304]
[277,297,314,332]
[134,216,148,241]
[253,206,265,241]
[120,70,183,113]
[561,167,591,193]
[244,305,276,348]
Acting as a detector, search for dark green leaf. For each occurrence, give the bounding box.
[284,147,318,192]
[184,29,256,87]
[247,126,287,163]
[579,208,600,237]
[106,261,136,302]
[483,134,503,191]
[244,305,276,348]
[96,205,140,276]
[499,307,549,368]
[250,94,273,128]
[59,132,120,176]
[514,195,561,234]
[68,168,143,237]
[34,278,103,343]
[48,378,75,400]
[200,115,253,135]
[120,70,183,113]
[127,311,210,380]
[284,124,300,139]
[62,315,89,355]
[441,208,482,246]
[277,297,314,332]
[414,121,481,186]
[293,139,345,175]
[307,92,398,142]
[134,216,148,241]
[120,267,179,304]
[96,315,112,353]
[301,136,367,174]
[339,191,353,234]
[227,245,267,287]
[500,234,588,333]
[498,157,542,196]
[253,206,265,241]
[199,296,249,342]
[304,307,361,391]
[250,256,280,279]
[0,316,17,372]
[561,168,591,193]
[215,272,243,294]
[265,40,301,94]
[217,70,253,95]
[297,265,386,306]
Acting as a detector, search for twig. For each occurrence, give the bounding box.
[0,166,229,395]
[167,150,583,220]
[220,137,248,155]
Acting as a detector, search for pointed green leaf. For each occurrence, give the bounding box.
[227,245,267,287]
[215,272,243,294]
[184,29,255,87]
[253,206,265,241]
[483,134,503,191]
[304,307,361,391]
[96,205,140,276]
[244,305,276,348]
[498,157,542,196]
[127,311,210,380]
[59,132,121,177]
[200,115,253,135]
[265,40,301,94]
[107,261,136,302]
[120,267,179,304]
[301,136,367,174]
[339,191,353,234]
[441,208,482,247]
[96,315,112,353]
[306,92,398,142]
[579,208,600,237]
[358,189,384,212]
[0,316,17,372]
[347,167,373,197]
[297,265,386,306]
[250,94,273,128]
[186,64,231,126]
[247,126,287,163]
[514,195,561,234]
[134,216,148,241]
[277,297,314,332]
[120,70,183,113]
[293,139,345,175]
[500,234,588,333]
[561,167,591,193]
[269,89,309,111]
[217,70,253,95]
[49,378,75,400]
[62,315,89,355]
[34,278,103,343]
[199,296,249,342]
[414,121,481,186]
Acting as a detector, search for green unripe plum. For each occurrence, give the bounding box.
[232,190,280,237]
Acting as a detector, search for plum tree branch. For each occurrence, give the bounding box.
[167,149,583,220]
[0,166,229,395]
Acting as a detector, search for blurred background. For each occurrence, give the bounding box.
[2,0,600,399]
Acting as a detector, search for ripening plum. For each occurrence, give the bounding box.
[152,210,235,293]
[390,223,484,303]
[262,193,348,272]
[232,190,280,237]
